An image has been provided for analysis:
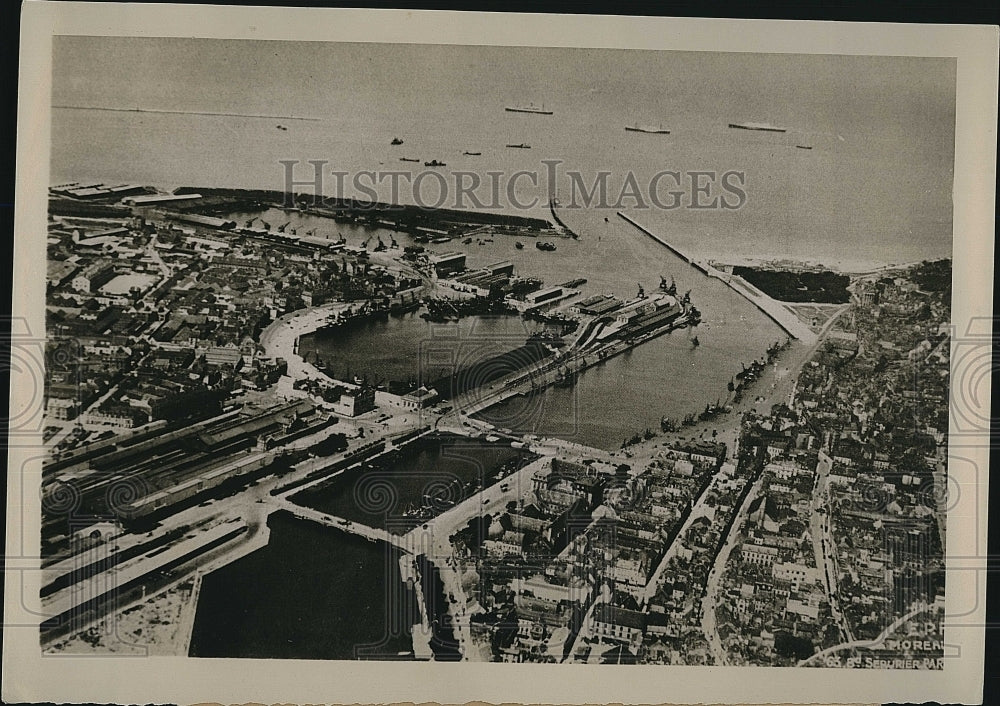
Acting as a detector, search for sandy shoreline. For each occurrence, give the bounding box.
[705,254,931,275]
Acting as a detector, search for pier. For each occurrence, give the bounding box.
[618,211,709,274]
[618,212,816,343]
[453,309,690,416]
[706,267,817,343]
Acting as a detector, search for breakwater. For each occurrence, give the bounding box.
[174,186,554,230]
[618,212,816,342]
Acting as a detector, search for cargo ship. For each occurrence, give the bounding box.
[505,103,553,115]
[506,143,531,149]
[399,157,420,163]
[728,121,787,133]
[424,159,446,167]
[463,151,481,156]
[625,124,670,134]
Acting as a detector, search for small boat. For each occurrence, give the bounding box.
[462,237,473,244]
[535,241,556,251]
[391,137,404,145]
[506,143,531,149]
[399,157,420,163]
[276,124,288,131]
[431,236,452,243]
[424,160,446,167]
[463,151,481,156]
[692,335,700,347]
[515,241,524,249]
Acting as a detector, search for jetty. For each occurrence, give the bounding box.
[618,212,816,343]
[618,212,709,274]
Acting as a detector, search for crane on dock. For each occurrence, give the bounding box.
[244,216,258,229]
[260,220,271,231]
[277,221,290,233]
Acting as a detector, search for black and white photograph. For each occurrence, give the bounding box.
[5,4,996,705]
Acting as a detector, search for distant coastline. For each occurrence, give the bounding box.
[706,254,938,275]
[53,105,322,121]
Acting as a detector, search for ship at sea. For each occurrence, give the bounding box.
[536,241,556,252]
[424,159,446,167]
[506,143,531,149]
[728,121,787,133]
[625,124,670,134]
[505,103,553,115]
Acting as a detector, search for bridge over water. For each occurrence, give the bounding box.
[273,498,417,552]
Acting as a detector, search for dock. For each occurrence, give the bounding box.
[617,212,816,343]
[453,309,690,416]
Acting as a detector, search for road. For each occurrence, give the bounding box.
[641,464,729,607]
[700,471,764,666]
[809,450,854,644]
[692,306,852,665]
[797,603,930,667]
[273,497,412,551]
[401,455,550,660]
